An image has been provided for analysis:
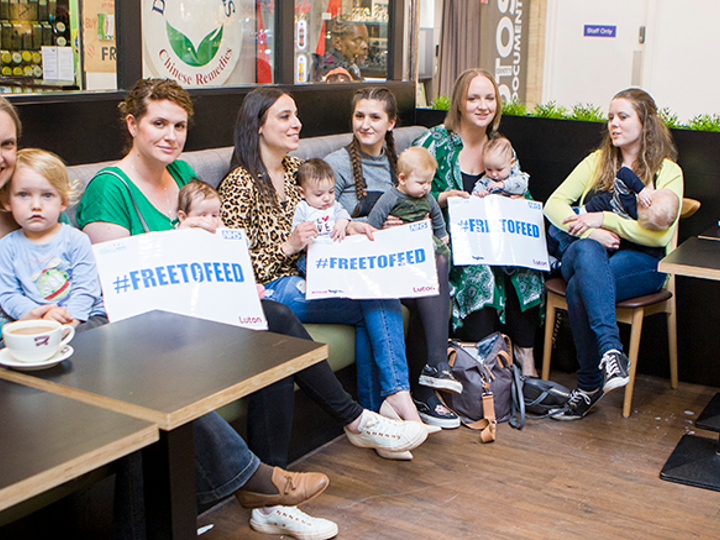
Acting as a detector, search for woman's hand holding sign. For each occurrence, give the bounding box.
[177,216,218,234]
[346,220,376,241]
[438,189,470,207]
[282,221,318,256]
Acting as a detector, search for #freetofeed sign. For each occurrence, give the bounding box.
[448,195,549,271]
[306,222,439,300]
[94,229,267,330]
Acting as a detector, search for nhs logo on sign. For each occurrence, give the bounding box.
[584,25,616,38]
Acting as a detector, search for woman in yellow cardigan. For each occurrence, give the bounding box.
[544,88,683,420]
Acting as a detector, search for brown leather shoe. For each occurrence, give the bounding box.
[236,467,329,509]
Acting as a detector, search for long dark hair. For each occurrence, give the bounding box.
[225,87,288,203]
[346,87,398,203]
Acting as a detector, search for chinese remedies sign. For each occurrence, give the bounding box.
[448,196,549,271]
[306,222,439,300]
[143,0,242,87]
[93,229,267,330]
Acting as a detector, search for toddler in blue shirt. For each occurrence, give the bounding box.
[0,149,106,330]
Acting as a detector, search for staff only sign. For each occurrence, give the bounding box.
[448,196,549,271]
[93,229,267,330]
[306,222,439,300]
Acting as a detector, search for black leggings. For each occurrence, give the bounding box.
[246,299,364,467]
[454,272,538,348]
[403,252,450,402]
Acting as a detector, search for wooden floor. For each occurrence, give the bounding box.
[197,372,720,540]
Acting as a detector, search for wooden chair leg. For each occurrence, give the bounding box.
[667,303,679,389]
[542,299,556,381]
[622,309,645,418]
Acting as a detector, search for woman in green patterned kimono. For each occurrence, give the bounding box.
[414,68,544,377]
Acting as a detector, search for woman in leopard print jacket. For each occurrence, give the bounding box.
[219,88,423,427]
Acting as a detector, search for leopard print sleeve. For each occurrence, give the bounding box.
[220,160,302,285]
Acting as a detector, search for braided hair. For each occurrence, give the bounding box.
[346,87,398,203]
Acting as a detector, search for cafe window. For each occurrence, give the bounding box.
[0,0,86,94]
[295,0,388,84]
[0,0,402,94]
[142,0,274,87]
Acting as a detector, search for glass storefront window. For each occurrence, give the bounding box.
[0,0,398,94]
[295,0,388,84]
[141,0,275,87]
[82,0,116,91]
[0,0,83,94]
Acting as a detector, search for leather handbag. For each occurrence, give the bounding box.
[439,332,516,443]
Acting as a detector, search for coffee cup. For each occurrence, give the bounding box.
[2,320,75,363]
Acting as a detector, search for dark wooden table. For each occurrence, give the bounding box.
[658,236,720,281]
[0,378,158,513]
[658,235,720,490]
[0,310,328,540]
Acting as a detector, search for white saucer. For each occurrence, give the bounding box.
[0,345,74,371]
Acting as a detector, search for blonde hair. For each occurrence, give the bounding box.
[2,148,79,206]
[397,146,437,179]
[177,179,220,216]
[445,68,502,134]
[637,189,679,231]
[592,88,677,193]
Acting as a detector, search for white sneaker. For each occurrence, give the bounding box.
[250,507,338,540]
[344,409,427,452]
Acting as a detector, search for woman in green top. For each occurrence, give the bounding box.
[414,68,544,376]
[76,81,199,237]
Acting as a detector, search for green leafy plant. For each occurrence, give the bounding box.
[419,96,717,133]
[501,98,527,116]
[430,94,451,111]
[570,103,605,122]
[686,113,720,132]
[530,101,569,119]
[167,22,223,67]
[659,107,684,129]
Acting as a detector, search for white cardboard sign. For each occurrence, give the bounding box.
[448,196,549,271]
[305,221,439,300]
[93,229,267,330]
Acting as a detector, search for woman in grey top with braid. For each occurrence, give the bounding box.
[325,88,460,430]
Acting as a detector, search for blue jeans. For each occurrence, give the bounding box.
[547,207,580,260]
[264,275,410,411]
[194,412,260,505]
[296,252,308,277]
[561,239,666,391]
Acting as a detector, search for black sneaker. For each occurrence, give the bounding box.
[419,362,463,394]
[600,349,630,393]
[549,387,604,421]
[549,256,562,276]
[414,395,460,429]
